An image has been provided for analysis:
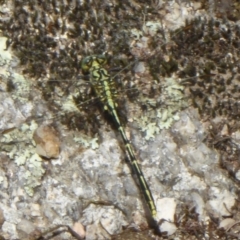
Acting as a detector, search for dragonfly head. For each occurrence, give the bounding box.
[81,55,107,73]
[81,56,93,73]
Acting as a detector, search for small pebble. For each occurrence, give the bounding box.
[72,222,86,239]
[33,125,60,159]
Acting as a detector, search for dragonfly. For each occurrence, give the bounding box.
[81,54,158,221]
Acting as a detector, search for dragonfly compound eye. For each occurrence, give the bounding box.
[95,55,107,66]
[81,56,93,73]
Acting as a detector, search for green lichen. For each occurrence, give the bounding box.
[136,77,187,140]
[61,95,80,113]
[0,37,31,102]
[24,153,45,196]
[130,28,143,40]
[10,72,31,103]
[1,121,45,196]
[138,118,160,140]
[142,21,162,36]
[74,133,99,150]
[0,37,12,62]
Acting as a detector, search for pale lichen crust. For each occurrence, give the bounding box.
[1,121,45,197]
[135,77,187,140]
